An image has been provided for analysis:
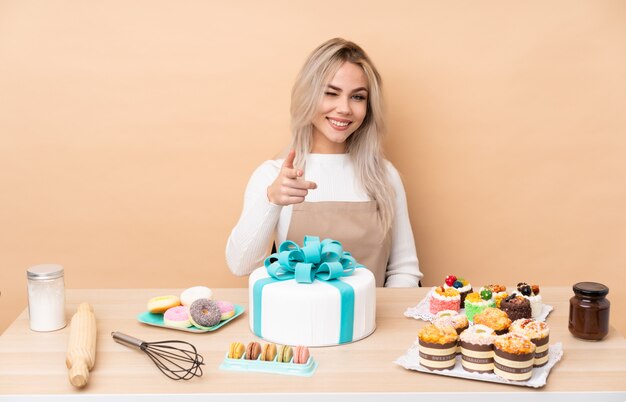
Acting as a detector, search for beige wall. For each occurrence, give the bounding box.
[1,0,625,335]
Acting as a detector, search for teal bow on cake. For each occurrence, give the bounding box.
[263,235,363,283]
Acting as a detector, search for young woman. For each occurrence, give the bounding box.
[226,38,422,287]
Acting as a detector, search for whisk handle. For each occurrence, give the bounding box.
[111,332,145,349]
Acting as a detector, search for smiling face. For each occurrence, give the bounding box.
[311,62,369,153]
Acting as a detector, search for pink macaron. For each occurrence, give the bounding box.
[216,301,235,321]
[163,306,191,328]
[293,346,310,364]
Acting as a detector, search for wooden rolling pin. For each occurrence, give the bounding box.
[66,303,97,387]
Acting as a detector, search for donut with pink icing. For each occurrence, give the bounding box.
[216,301,235,321]
[163,306,191,328]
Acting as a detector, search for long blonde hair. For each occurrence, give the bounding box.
[290,38,395,232]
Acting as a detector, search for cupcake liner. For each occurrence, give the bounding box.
[395,342,564,388]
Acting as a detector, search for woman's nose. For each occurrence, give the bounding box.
[335,95,352,115]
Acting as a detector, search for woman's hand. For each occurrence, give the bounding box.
[267,150,317,205]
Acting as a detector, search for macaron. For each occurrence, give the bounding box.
[163,306,191,328]
[228,342,245,359]
[180,286,213,306]
[245,341,262,360]
[261,343,277,361]
[293,346,310,364]
[216,300,236,321]
[277,345,293,363]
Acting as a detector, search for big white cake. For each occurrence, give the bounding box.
[249,266,376,347]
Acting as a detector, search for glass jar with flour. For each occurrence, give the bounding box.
[26,264,66,331]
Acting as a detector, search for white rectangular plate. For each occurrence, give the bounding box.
[404,293,553,323]
[394,342,563,388]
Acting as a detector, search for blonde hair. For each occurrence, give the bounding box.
[290,38,395,232]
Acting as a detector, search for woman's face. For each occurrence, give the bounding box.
[311,62,369,153]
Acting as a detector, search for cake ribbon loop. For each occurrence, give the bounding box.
[263,236,362,284]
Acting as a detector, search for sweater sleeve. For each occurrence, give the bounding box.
[384,162,423,287]
[225,160,283,276]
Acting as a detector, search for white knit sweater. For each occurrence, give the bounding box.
[225,153,422,287]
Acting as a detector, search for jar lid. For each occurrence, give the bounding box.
[573,281,609,297]
[27,264,64,280]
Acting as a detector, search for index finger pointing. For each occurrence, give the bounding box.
[282,149,296,169]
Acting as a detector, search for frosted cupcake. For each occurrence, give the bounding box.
[493,333,536,381]
[486,284,508,307]
[443,275,473,306]
[464,289,496,322]
[473,307,511,335]
[434,310,469,335]
[509,319,550,367]
[517,283,542,319]
[417,324,459,371]
[429,286,461,314]
[459,324,496,373]
[434,310,469,355]
[500,294,532,321]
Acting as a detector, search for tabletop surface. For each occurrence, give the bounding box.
[1,287,625,396]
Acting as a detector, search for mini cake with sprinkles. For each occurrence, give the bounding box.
[189,298,222,329]
[433,310,469,355]
[499,293,532,322]
[473,307,511,335]
[486,284,508,307]
[493,332,536,381]
[464,289,496,322]
[429,286,461,314]
[459,324,496,373]
[443,275,473,306]
[517,282,543,319]
[433,310,469,335]
[509,319,550,367]
[417,324,459,371]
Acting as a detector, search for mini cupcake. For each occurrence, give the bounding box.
[517,283,542,319]
[500,293,532,321]
[433,310,470,335]
[509,319,550,367]
[459,324,496,373]
[434,310,469,355]
[493,333,536,381]
[473,307,511,335]
[429,286,461,314]
[486,284,508,307]
[417,324,459,371]
[464,290,495,322]
[443,275,473,306]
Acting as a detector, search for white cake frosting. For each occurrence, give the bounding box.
[443,282,472,293]
[248,267,376,347]
[523,294,543,318]
[460,324,496,345]
[510,319,549,339]
[430,287,461,301]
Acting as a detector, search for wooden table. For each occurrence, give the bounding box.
[1,288,625,401]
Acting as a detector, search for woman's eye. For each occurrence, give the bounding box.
[325,91,338,96]
[352,95,367,101]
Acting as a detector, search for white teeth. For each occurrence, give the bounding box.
[329,119,349,127]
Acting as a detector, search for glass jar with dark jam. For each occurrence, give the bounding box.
[569,282,610,341]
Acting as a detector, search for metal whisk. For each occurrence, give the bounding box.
[111,332,204,380]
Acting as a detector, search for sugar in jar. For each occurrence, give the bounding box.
[26,264,67,332]
[568,282,610,341]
